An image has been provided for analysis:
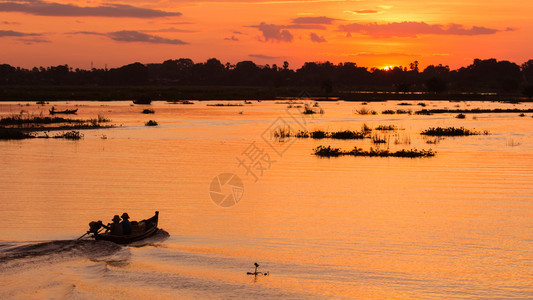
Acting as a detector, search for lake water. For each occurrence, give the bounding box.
[0,100,532,299]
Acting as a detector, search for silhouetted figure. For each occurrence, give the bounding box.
[121,213,132,235]
[101,215,123,235]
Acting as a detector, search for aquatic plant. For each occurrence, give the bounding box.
[310,130,326,139]
[371,135,387,144]
[54,131,83,140]
[314,145,435,158]
[142,109,155,114]
[382,110,395,114]
[421,127,489,136]
[394,135,411,145]
[361,123,372,134]
[356,108,377,115]
[416,108,533,115]
[375,125,398,131]
[145,120,158,126]
[0,128,34,140]
[456,113,466,119]
[272,127,292,138]
[329,130,366,139]
[396,109,411,115]
[519,113,526,117]
[418,102,427,107]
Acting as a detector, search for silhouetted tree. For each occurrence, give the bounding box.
[523,85,533,98]
[425,77,447,93]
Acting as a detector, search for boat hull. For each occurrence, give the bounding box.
[93,211,159,245]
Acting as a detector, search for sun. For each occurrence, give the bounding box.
[382,66,393,71]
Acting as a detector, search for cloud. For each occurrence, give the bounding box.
[224,35,239,41]
[70,30,188,45]
[18,37,49,44]
[310,32,326,43]
[0,0,182,18]
[352,9,379,14]
[0,29,39,37]
[340,21,507,38]
[249,54,283,59]
[143,27,195,33]
[355,52,415,57]
[292,16,337,24]
[253,22,293,42]
[2,20,20,24]
[109,31,187,44]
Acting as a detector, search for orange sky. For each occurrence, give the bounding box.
[0,0,532,70]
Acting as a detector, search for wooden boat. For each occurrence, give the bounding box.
[88,211,159,245]
[49,108,78,115]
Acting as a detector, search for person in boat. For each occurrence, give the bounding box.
[101,215,123,235]
[121,212,132,235]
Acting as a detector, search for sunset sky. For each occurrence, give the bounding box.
[1,0,532,70]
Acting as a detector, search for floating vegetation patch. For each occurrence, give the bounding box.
[314,145,435,158]
[375,125,398,131]
[302,104,324,115]
[395,109,412,115]
[456,113,466,119]
[398,102,412,106]
[416,108,533,115]
[418,102,427,107]
[54,131,83,140]
[142,109,155,114]
[382,110,395,114]
[0,113,112,131]
[145,120,158,126]
[355,108,377,115]
[421,127,489,136]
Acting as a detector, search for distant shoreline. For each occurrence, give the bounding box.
[0,85,530,102]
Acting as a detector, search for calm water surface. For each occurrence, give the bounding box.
[0,100,532,299]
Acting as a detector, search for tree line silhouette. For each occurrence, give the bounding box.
[1,58,532,97]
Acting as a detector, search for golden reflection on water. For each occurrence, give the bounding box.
[0,100,532,298]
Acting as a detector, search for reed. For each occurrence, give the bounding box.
[371,135,387,144]
[207,103,243,107]
[145,120,158,126]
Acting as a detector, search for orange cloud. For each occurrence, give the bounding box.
[0,0,182,18]
[340,22,510,38]
[310,32,326,43]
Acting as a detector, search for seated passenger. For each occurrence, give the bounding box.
[121,212,132,235]
[102,215,123,235]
